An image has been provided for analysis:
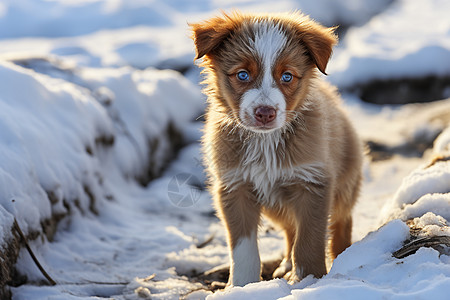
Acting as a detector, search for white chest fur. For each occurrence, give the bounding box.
[222,132,325,206]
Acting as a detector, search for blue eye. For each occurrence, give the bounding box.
[237,70,250,81]
[281,72,293,83]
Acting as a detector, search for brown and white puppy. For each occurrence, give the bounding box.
[191,11,362,286]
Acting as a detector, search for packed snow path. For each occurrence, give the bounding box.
[12,143,220,299]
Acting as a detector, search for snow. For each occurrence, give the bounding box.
[0,0,449,299]
[0,60,203,233]
[0,60,113,231]
[0,0,392,39]
[328,0,450,88]
[380,129,450,223]
[434,126,450,154]
[0,0,393,71]
[410,212,450,238]
[210,220,450,300]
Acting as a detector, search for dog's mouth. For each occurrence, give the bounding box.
[247,121,279,131]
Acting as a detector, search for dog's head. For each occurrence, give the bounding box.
[191,11,337,133]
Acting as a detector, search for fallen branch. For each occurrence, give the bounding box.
[393,235,450,259]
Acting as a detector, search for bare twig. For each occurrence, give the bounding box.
[57,280,129,286]
[196,235,214,249]
[13,218,57,286]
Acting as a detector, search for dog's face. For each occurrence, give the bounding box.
[191,12,337,132]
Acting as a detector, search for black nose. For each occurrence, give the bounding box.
[254,106,276,124]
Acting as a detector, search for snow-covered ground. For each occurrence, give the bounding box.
[1,0,449,299]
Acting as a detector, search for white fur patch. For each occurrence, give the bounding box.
[240,87,286,131]
[239,21,288,132]
[222,131,326,206]
[252,21,286,87]
[230,232,261,286]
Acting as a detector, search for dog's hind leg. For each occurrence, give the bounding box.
[329,179,360,259]
[272,226,295,278]
[329,215,352,259]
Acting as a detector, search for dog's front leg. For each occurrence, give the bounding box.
[288,184,330,282]
[214,184,262,287]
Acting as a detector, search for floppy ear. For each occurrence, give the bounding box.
[293,18,338,75]
[190,13,239,60]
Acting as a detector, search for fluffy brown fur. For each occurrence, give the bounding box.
[191,11,363,286]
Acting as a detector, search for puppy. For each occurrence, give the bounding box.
[191,11,362,286]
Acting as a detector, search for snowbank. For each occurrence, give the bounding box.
[0,0,393,72]
[0,0,176,39]
[380,127,450,223]
[0,0,391,39]
[0,59,203,294]
[328,0,450,89]
[0,60,113,235]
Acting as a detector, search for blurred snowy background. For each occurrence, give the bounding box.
[0,0,449,299]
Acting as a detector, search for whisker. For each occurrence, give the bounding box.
[196,113,207,121]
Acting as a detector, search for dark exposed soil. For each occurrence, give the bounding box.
[351,75,450,105]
